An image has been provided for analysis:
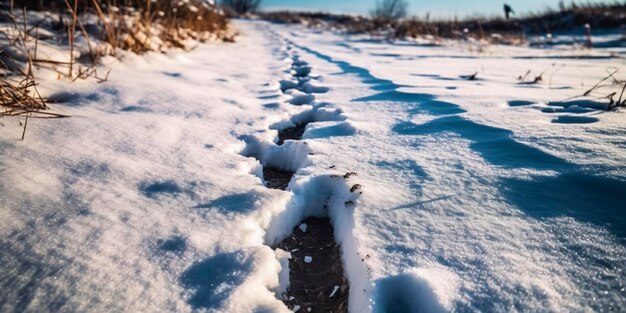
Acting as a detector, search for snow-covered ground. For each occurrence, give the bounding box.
[1,20,625,312]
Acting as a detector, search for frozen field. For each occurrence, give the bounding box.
[1,20,625,312]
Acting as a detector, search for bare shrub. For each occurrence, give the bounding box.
[221,0,261,15]
[371,0,408,21]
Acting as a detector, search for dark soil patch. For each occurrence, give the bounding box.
[276,217,349,313]
[278,123,308,145]
[263,167,295,190]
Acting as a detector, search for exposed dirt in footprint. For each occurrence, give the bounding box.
[278,123,307,145]
[259,42,350,312]
[263,167,294,190]
[277,217,349,313]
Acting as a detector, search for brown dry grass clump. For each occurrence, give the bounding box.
[0,76,47,116]
[1,5,50,118]
[92,0,233,54]
[0,0,232,138]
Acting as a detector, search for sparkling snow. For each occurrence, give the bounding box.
[1,19,625,313]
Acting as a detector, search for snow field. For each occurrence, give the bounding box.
[0,22,301,312]
[1,18,625,313]
[269,24,626,312]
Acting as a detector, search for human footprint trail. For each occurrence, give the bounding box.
[239,35,358,312]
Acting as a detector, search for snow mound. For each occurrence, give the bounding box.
[285,90,316,106]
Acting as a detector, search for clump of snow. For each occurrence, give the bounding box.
[304,256,313,263]
[302,120,357,139]
[240,137,311,173]
[298,223,308,232]
[285,89,316,105]
[274,248,291,297]
[300,81,330,93]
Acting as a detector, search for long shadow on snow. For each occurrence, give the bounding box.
[140,180,184,198]
[353,90,434,103]
[393,116,570,170]
[286,40,407,92]
[500,173,626,239]
[180,251,254,310]
[193,193,259,214]
[409,100,466,116]
[394,115,626,238]
[353,91,466,116]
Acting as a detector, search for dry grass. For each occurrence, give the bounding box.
[260,3,626,44]
[0,0,232,138]
[1,5,47,117]
[92,0,233,55]
[0,4,71,139]
[613,82,626,110]
[0,75,46,116]
[560,69,626,111]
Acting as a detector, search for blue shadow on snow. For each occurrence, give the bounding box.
[409,100,466,116]
[140,180,183,198]
[392,116,572,170]
[353,92,465,116]
[373,272,447,313]
[508,100,535,107]
[180,251,254,310]
[287,40,407,91]
[352,90,434,103]
[499,172,626,238]
[157,235,187,254]
[193,193,259,214]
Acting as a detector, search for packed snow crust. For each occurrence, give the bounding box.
[1,19,625,312]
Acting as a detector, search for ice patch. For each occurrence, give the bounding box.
[140,180,183,198]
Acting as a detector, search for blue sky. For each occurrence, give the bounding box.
[260,0,613,18]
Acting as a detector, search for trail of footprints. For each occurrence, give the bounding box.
[242,39,350,312]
